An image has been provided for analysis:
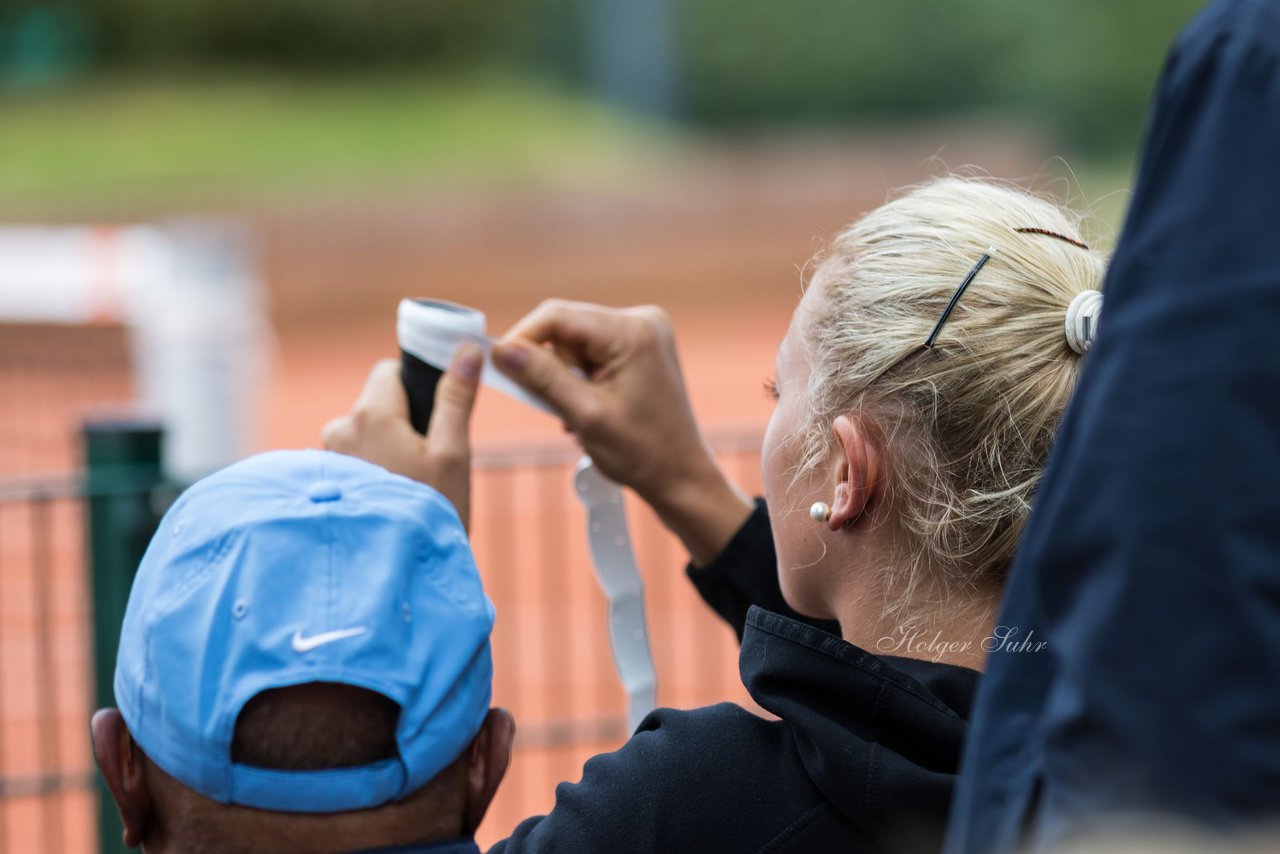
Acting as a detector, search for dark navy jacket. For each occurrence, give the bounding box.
[492,501,980,853]
[947,1,1280,851]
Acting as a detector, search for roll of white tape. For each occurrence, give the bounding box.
[396,298,555,414]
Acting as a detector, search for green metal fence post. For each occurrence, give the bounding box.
[84,419,164,854]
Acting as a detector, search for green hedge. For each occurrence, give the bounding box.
[525,0,1204,150]
[675,0,1204,149]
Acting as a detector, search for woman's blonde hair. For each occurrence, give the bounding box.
[801,176,1106,613]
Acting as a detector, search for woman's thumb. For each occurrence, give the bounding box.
[427,343,483,457]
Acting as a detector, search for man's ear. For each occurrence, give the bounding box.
[91,708,154,849]
[828,415,882,531]
[460,708,516,837]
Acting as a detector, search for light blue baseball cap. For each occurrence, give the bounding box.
[113,449,495,813]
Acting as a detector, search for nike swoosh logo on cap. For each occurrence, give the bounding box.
[291,626,368,654]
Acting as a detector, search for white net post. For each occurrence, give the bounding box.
[0,221,270,480]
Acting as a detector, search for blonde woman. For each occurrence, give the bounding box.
[326,176,1106,853]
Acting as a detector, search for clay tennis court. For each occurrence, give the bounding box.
[0,132,1044,851]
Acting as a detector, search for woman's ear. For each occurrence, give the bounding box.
[828,415,881,530]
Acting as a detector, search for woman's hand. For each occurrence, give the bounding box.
[492,300,753,565]
[322,345,482,530]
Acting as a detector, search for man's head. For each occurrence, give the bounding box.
[92,450,514,852]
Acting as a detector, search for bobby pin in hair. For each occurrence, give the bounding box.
[923,248,997,349]
[1014,226,1090,251]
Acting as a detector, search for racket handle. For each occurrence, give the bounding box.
[400,348,443,435]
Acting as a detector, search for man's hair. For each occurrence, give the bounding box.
[137,682,471,851]
[232,682,400,770]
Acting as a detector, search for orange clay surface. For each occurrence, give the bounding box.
[0,133,1043,851]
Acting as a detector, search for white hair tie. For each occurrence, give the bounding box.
[1065,289,1103,355]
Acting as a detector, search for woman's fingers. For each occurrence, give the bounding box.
[322,361,421,475]
[427,343,483,462]
[352,358,410,420]
[323,348,482,530]
[502,299,625,366]
[492,337,602,430]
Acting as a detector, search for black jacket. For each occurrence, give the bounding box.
[492,500,980,853]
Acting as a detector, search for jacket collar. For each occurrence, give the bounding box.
[739,606,980,842]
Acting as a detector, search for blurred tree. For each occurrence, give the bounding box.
[79,0,530,69]
[1018,0,1206,149]
[681,0,1009,119]
[50,0,1206,155]
[675,0,1203,150]
[0,4,90,88]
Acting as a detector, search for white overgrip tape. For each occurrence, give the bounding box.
[396,298,556,415]
[574,457,658,732]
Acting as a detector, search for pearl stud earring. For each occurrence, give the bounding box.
[809,502,832,523]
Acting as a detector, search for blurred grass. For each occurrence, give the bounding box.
[0,70,1139,237]
[0,72,674,216]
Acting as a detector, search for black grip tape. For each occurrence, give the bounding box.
[400,348,443,435]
